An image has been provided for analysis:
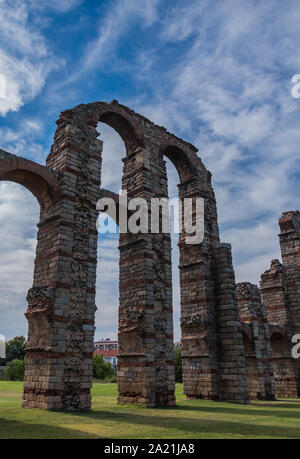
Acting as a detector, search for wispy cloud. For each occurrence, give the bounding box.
[58,0,161,86]
[0,0,59,116]
[0,182,39,339]
[47,0,83,13]
[0,121,46,162]
[130,0,300,286]
[1,0,300,340]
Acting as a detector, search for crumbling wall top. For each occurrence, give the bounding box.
[0,149,59,208]
[279,210,300,234]
[55,100,208,182]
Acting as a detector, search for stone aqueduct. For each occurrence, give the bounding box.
[0,101,299,410]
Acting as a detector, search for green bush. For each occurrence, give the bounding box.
[5,359,25,381]
[93,355,116,381]
[6,336,27,362]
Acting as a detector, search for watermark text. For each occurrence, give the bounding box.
[96,193,205,245]
[292,334,300,359]
[291,74,300,99]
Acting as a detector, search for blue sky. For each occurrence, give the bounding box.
[0,0,300,340]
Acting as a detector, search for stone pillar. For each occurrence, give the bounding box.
[269,328,298,398]
[260,258,298,398]
[260,212,300,398]
[117,148,175,407]
[178,174,248,403]
[237,282,275,400]
[279,212,300,396]
[23,118,102,410]
[179,176,219,400]
[279,211,300,267]
[213,245,249,404]
[260,260,290,325]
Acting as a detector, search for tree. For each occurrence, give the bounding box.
[5,359,25,381]
[6,336,27,362]
[174,347,182,383]
[93,354,116,381]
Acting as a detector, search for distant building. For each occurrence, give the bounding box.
[93,338,182,366]
[94,349,118,367]
[94,339,118,366]
[94,338,118,351]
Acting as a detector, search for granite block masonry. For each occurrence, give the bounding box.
[260,211,300,398]
[0,100,252,409]
[237,282,275,400]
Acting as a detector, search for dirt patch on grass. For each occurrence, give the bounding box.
[0,392,19,397]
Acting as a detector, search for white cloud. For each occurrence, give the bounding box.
[127,0,300,295]
[0,122,46,163]
[0,182,39,339]
[48,0,83,12]
[0,0,58,115]
[29,0,83,12]
[2,0,300,341]
[96,233,119,340]
[59,0,161,86]
[97,123,125,192]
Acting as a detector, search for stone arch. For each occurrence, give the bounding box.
[99,189,135,227]
[0,152,59,209]
[4,100,250,410]
[158,141,247,403]
[270,329,298,398]
[160,143,196,184]
[53,101,145,158]
[97,111,143,155]
[94,102,145,154]
[0,152,61,410]
[98,189,121,224]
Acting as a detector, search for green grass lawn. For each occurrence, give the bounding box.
[0,381,300,439]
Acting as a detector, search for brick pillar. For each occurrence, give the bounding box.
[23,118,102,410]
[178,175,249,403]
[178,176,219,400]
[279,211,300,267]
[213,245,249,403]
[260,260,290,325]
[260,210,300,398]
[237,282,275,400]
[118,148,175,407]
[278,211,300,396]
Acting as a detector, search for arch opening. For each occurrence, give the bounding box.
[162,145,195,184]
[94,123,125,379]
[0,156,58,209]
[0,181,39,346]
[0,170,54,209]
[97,110,144,155]
[165,157,181,347]
[270,332,298,398]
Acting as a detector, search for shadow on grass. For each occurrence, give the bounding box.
[168,401,300,419]
[0,418,101,439]
[74,408,300,439]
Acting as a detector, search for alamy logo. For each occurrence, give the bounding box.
[0,334,6,359]
[291,74,300,99]
[96,193,205,245]
[292,334,300,359]
[0,74,6,99]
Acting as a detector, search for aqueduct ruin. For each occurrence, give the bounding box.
[0,101,299,410]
